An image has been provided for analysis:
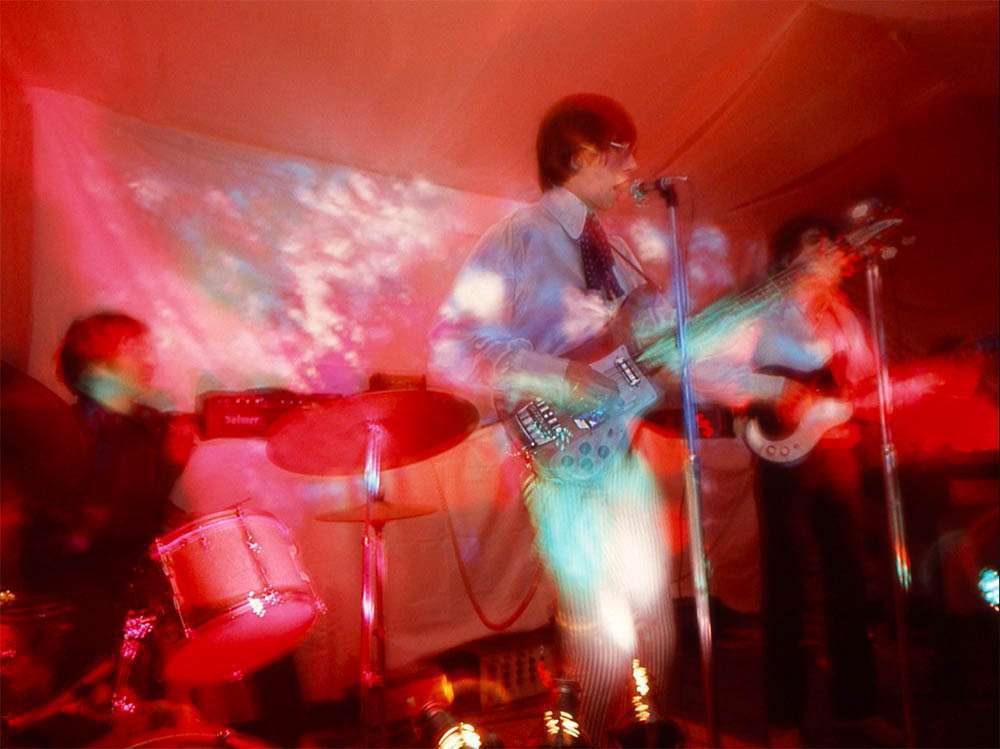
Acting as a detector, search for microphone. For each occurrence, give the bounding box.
[629,176,689,204]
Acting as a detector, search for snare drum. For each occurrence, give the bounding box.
[152,509,318,686]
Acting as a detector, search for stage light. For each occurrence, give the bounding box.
[978,567,998,612]
[631,658,652,724]
[421,701,500,749]
[611,659,684,748]
[543,679,588,747]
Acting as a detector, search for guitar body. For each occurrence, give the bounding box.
[501,345,660,482]
[743,396,854,464]
[740,355,856,464]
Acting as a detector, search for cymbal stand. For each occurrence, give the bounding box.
[864,255,915,747]
[360,422,388,748]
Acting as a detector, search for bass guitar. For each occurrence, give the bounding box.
[499,218,902,481]
[741,333,996,464]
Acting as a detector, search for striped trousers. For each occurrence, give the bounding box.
[526,449,675,746]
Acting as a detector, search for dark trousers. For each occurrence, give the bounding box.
[757,443,878,727]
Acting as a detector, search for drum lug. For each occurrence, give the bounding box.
[112,691,138,715]
[247,589,280,617]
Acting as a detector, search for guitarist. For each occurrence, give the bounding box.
[429,94,675,745]
[750,216,902,747]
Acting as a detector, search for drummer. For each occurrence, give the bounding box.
[19,311,196,685]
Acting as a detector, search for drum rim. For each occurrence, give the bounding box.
[164,590,318,683]
[151,507,290,556]
[171,587,319,631]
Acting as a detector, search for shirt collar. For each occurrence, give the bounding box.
[540,186,590,240]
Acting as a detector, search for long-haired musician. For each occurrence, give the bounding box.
[430,94,674,745]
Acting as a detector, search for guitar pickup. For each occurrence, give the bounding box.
[614,357,642,387]
[515,400,560,447]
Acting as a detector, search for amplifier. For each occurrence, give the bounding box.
[198,389,341,440]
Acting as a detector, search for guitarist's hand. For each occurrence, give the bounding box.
[565,361,619,410]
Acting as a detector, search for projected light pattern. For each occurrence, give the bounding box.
[624,219,767,308]
[129,163,464,393]
[600,589,637,652]
[433,272,615,401]
[525,448,666,626]
[28,89,520,408]
[31,90,771,414]
[979,567,999,612]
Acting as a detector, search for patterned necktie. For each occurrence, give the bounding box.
[579,213,625,301]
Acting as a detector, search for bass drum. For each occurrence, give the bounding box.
[151,508,319,686]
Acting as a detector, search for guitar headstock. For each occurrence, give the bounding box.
[796,209,907,282]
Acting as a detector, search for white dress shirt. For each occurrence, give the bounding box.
[429,187,647,412]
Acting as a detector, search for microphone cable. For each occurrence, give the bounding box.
[431,461,545,632]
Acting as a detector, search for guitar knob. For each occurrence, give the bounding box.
[580,458,594,471]
[597,445,610,459]
[780,446,790,457]
[579,442,592,455]
[561,456,575,467]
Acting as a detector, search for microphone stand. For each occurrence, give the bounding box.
[655,182,719,747]
[864,253,915,747]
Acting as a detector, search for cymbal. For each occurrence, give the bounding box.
[266,389,478,476]
[315,500,438,524]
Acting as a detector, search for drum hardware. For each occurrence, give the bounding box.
[267,389,478,748]
[3,657,114,732]
[112,610,159,716]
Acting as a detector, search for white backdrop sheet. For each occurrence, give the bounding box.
[27,87,522,408]
[26,86,768,410]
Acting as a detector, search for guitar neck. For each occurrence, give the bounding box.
[634,217,902,374]
[635,260,810,374]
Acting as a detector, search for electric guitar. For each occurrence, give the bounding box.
[499,218,902,481]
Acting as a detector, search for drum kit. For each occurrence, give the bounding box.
[1,389,478,748]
